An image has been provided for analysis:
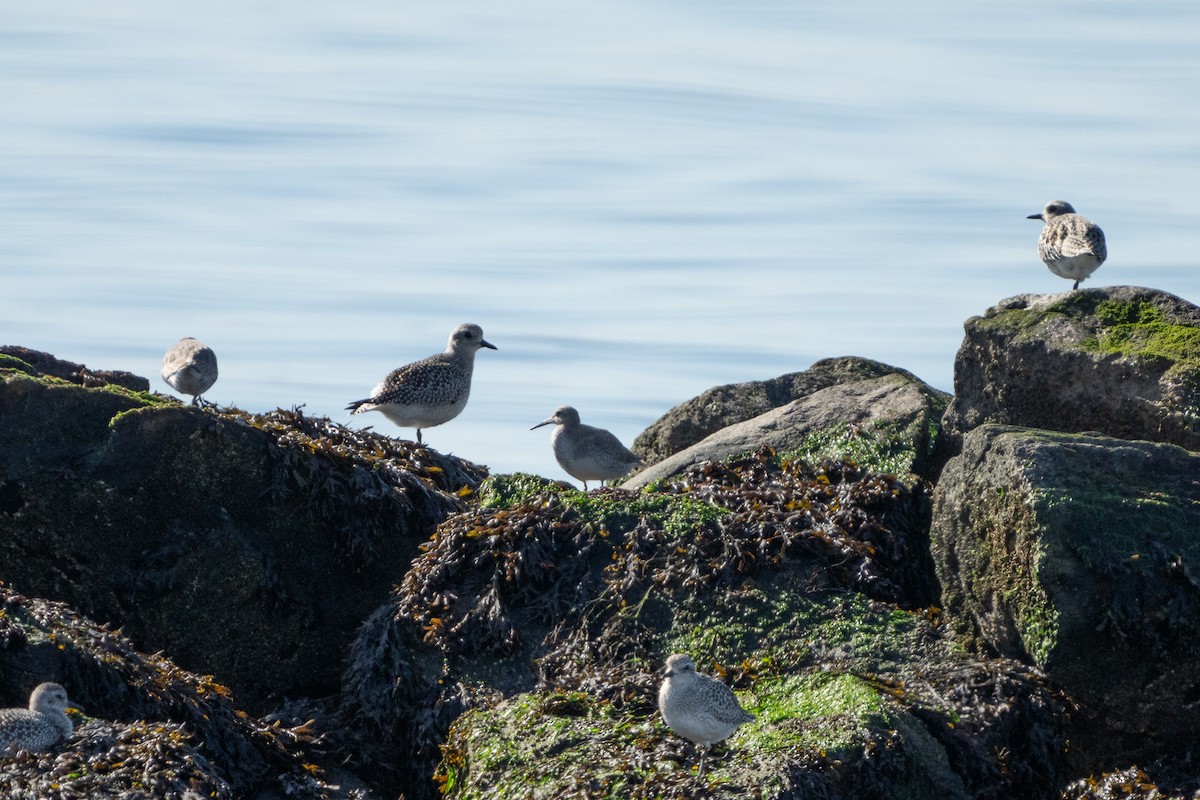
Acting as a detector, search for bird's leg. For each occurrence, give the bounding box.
[416,429,423,444]
[697,744,709,777]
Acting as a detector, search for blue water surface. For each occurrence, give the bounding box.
[3,1,1198,475]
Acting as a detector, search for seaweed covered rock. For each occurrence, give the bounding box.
[633,357,941,468]
[930,424,1200,771]
[343,453,1069,799]
[0,348,487,709]
[0,582,375,799]
[626,366,949,489]
[941,287,1200,455]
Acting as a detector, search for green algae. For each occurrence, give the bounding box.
[1082,299,1200,363]
[477,472,729,537]
[668,588,931,676]
[779,420,924,478]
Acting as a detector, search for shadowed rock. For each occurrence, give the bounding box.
[0,347,487,710]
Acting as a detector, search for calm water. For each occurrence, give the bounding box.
[3,2,1199,476]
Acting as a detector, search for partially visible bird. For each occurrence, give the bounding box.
[657,653,755,776]
[531,405,643,490]
[0,682,75,754]
[1027,200,1107,290]
[346,323,497,444]
[161,337,218,405]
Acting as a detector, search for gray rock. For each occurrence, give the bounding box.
[931,423,1200,768]
[625,369,949,489]
[941,287,1200,454]
[633,357,927,466]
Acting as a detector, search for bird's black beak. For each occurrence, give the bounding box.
[1026,213,1043,221]
[481,340,498,350]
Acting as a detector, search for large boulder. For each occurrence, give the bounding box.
[930,424,1200,770]
[0,348,487,710]
[625,367,949,489]
[941,287,1200,453]
[633,357,935,466]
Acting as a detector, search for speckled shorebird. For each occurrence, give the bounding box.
[531,405,643,490]
[161,337,218,405]
[658,653,755,776]
[1027,200,1107,290]
[0,682,74,754]
[346,323,497,444]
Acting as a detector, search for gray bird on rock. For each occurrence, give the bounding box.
[1027,200,1107,290]
[531,405,643,490]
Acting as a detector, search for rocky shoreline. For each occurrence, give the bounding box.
[1,286,1198,799]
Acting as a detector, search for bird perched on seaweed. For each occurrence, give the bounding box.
[0,682,75,753]
[657,653,754,775]
[347,323,497,445]
[531,405,643,490]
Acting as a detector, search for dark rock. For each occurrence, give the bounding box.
[0,345,150,392]
[0,348,487,710]
[941,287,1200,455]
[0,582,378,799]
[930,424,1200,771]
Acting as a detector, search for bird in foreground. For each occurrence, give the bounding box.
[0,682,75,754]
[346,323,497,444]
[531,405,643,490]
[1027,200,1107,290]
[657,653,755,776]
[161,337,218,405]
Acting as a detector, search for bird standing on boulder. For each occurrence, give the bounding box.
[161,337,218,405]
[531,405,643,490]
[0,682,75,754]
[657,653,755,776]
[1027,200,1107,290]
[347,323,497,445]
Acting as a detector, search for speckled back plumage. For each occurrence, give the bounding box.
[658,653,754,750]
[161,337,218,404]
[531,405,643,490]
[0,682,74,753]
[1028,200,1107,290]
[346,323,496,443]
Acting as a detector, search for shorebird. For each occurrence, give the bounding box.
[531,405,643,490]
[0,682,75,753]
[1027,200,1107,290]
[161,337,218,405]
[657,653,755,776]
[346,323,496,444]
